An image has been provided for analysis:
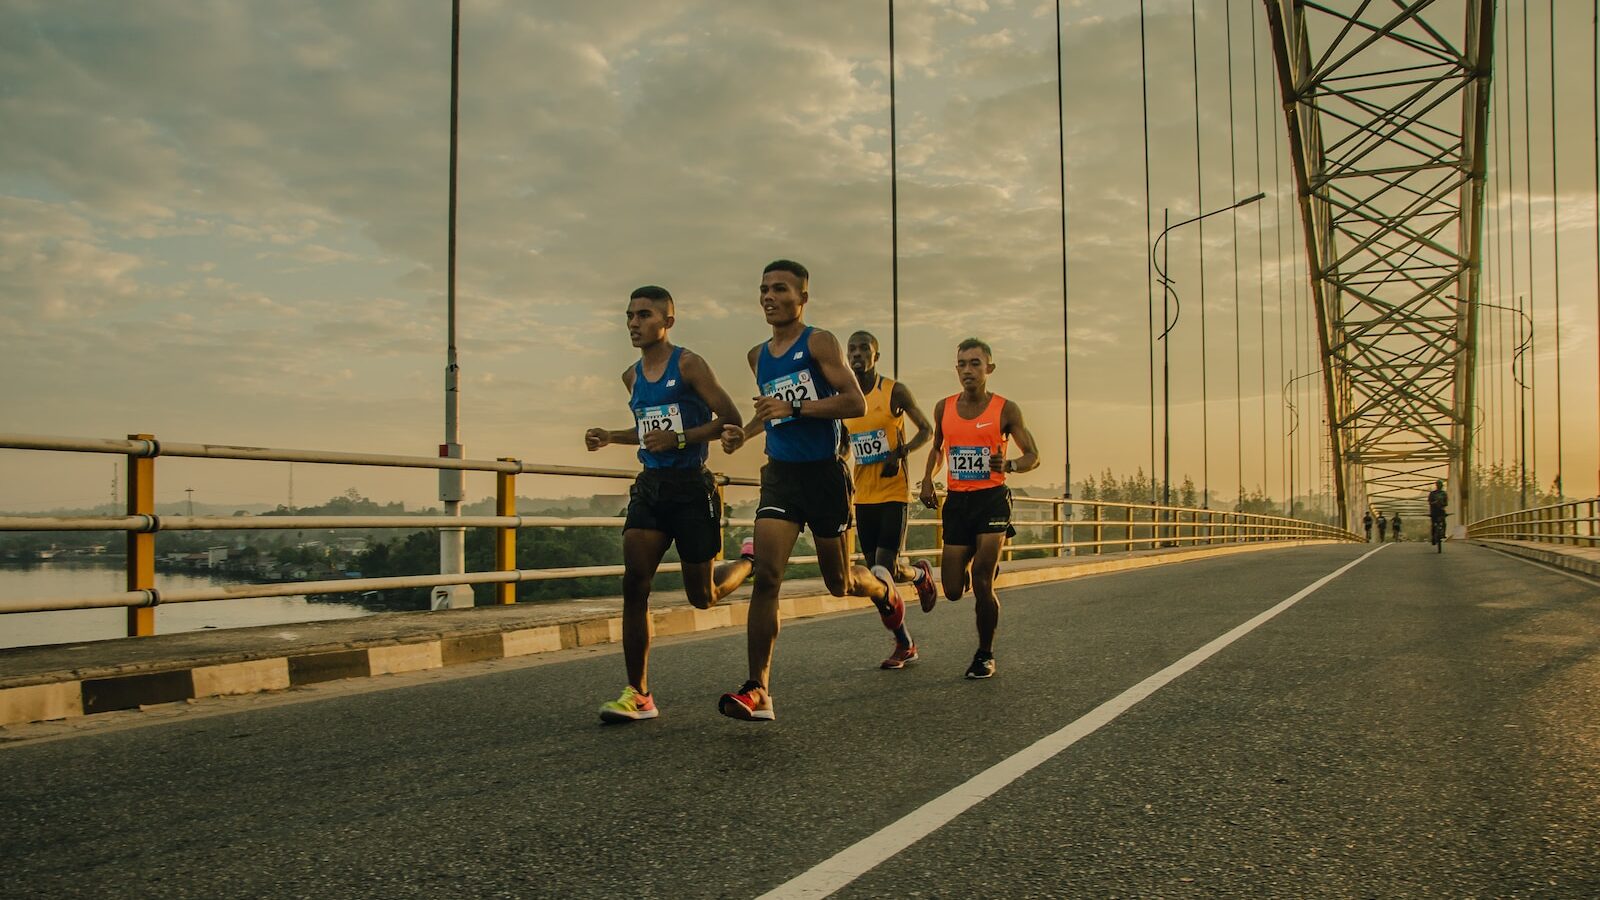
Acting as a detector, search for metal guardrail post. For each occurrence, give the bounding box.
[1054,500,1066,558]
[1124,505,1133,553]
[1091,504,1102,555]
[126,433,156,637]
[494,458,517,605]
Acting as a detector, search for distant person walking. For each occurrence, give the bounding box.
[1363,511,1374,542]
[1390,512,1402,542]
[1377,514,1388,542]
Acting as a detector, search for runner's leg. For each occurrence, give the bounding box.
[941,543,976,601]
[621,528,672,694]
[969,532,1006,654]
[747,516,800,691]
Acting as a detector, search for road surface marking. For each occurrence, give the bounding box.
[759,544,1388,899]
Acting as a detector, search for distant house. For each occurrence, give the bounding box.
[207,547,229,568]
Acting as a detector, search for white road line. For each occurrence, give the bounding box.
[758,543,1389,900]
[1479,544,1600,588]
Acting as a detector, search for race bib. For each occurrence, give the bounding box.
[759,370,817,425]
[850,429,891,464]
[949,445,992,481]
[635,403,684,442]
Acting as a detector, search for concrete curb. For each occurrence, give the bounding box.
[1472,539,1600,580]
[1,540,1333,727]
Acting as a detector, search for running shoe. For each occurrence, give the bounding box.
[598,685,658,723]
[912,559,937,612]
[871,565,905,630]
[964,651,996,680]
[718,680,774,721]
[740,537,755,560]
[880,642,918,670]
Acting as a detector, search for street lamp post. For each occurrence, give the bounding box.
[1151,192,1264,532]
[434,0,471,610]
[1477,298,1534,511]
[1284,367,1323,519]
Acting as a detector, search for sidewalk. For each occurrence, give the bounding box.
[1472,538,1600,581]
[0,540,1333,727]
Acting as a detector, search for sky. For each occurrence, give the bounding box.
[2,0,1596,514]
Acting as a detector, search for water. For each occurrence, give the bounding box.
[0,561,373,650]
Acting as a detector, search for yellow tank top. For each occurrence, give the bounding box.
[843,376,908,504]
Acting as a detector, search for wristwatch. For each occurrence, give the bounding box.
[1003,459,1016,474]
[790,399,804,418]
[676,432,687,450]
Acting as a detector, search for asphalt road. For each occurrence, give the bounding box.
[2,543,1596,898]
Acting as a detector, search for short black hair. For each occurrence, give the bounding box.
[629,285,674,314]
[763,259,809,285]
[849,330,879,351]
[957,337,993,360]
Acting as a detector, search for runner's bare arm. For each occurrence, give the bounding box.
[678,350,743,443]
[749,329,863,422]
[918,397,947,508]
[891,381,934,457]
[585,367,643,450]
[997,399,1040,474]
[721,345,768,453]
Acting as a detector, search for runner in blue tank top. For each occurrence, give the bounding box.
[715,260,909,722]
[584,285,755,723]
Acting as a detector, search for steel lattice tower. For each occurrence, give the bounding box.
[1264,0,1495,528]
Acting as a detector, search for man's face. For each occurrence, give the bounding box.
[846,335,878,373]
[759,271,806,326]
[955,347,994,391]
[625,298,671,348]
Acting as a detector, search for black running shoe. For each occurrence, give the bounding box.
[965,651,996,680]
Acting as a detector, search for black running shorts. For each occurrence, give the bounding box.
[941,485,1015,546]
[624,467,723,564]
[756,458,852,538]
[855,501,908,556]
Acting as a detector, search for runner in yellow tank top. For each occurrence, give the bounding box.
[843,331,936,668]
[919,338,1041,680]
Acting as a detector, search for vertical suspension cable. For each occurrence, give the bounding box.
[1251,6,1267,502]
[1055,0,1071,500]
[1548,0,1565,496]
[888,0,900,379]
[1593,0,1599,499]
[1188,0,1209,507]
[1492,80,1509,487]
[1505,6,1526,497]
[1225,0,1244,509]
[1140,0,1157,504]
[1273,70,1287,515]
[1522,0,1539,494]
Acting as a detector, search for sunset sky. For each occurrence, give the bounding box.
[2,0,1596,513]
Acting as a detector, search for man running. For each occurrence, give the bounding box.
[1390,512,1402,542]
[1362,511,1374,542]
[1377,514,1388,542]
[919,338,1040,680]
[843,330,937,661]
[717,260,905,721]
[586,285,755,723]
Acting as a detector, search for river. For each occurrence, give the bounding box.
[0,561,374,650]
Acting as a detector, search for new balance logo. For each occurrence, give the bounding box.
[792,352,804,360]
[666,379,677,387]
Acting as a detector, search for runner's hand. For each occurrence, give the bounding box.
[919,479,937,509]
[880,457,899,478]
[989,454,1007,474]
[720,424,746,454]
[640,430,679,453]
[752,395,791,423]
[584,428,609,451]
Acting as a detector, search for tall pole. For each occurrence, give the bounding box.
[1162,208,1172,515]
[435,0,470,610]
[1055,0,1071,501]
[888,0,900,380]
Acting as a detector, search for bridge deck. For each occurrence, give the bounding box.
[1,543,1595,897]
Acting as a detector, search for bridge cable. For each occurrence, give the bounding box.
[1491,76,1508,490]
[1055,0,1072,501]
[1593,0,1599,500]
[1503,6,1527,502]
[888,0,899,380]
[1225,0,1244,509]
[1547,0,1565,498]
[1251,7,1268,503]
[1521,0,1539,496]
[1188,0,1210,507]
[1272,59,1288,515]
[1139,0,1158,505]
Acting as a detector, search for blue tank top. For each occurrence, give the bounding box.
[630,346,711,470]
[755,326,841,463]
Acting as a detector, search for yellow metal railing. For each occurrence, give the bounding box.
[0,432,1361,634]
[1468,497,1600,547]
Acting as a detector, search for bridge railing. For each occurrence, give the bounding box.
[1467,497,1600,548]
[0,432,1359,636]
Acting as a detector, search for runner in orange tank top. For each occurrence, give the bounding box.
[918,338,1041,680]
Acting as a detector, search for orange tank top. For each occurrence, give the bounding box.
[941,393,1007,492]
